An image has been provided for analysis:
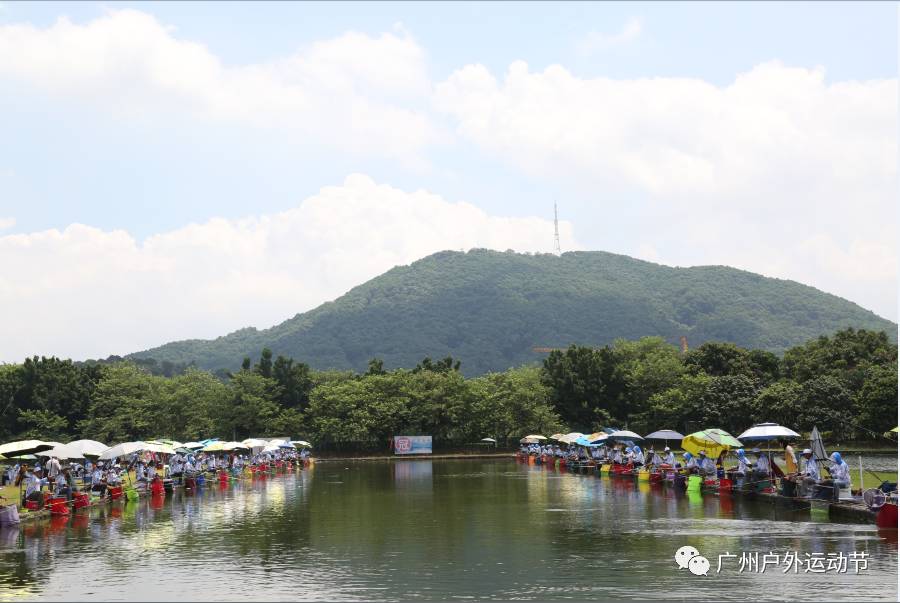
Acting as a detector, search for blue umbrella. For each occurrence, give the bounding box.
[574,436,604,447]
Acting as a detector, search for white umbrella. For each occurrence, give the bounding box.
[557,432,584,444]
[99,441,147,460]
[143,442,177,455]
[182,441,204,449]
[38,439,108,459]
[242,438,268,448]
[262,444,281,453]
[204,441,250,453]
[645,429,685,441]
[480,438,497,443]
[291,440,313,448]
[0,440,55,458]
[608,430,644,441]
[737,423,801,442]
[523,434,547,441]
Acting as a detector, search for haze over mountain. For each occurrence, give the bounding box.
[129,250,897,375]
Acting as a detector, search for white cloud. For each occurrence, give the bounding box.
[0,10,440,160]
[576,17,643,55]
[0,217,14,230]
[0,175,580,361]
[435,60,898,319]
[0,7,894,331]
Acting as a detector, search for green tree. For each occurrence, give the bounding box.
[255,348,274,379]
[272,355,313,410]
[17,409,69,441]
[365,358,386,376]
[221,372,282,439]
[541,345,626,431]
[854,363,898,437]
[79,363,164,443]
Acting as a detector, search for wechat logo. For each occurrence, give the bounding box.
[675,546,710,576]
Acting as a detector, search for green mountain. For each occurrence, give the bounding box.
[129,249,897,374]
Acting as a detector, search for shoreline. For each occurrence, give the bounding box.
[313,448,898,461]
[315,452,515,462]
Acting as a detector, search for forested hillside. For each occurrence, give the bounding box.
[129,249,896,374]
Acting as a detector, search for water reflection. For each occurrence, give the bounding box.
[0,459,896,601]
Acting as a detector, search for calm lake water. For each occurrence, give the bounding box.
[0,457,897,601]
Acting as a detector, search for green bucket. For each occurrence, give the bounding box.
[687,475,702,491]
[125,488,139,502]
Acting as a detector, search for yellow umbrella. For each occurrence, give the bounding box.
[681,428,742,458]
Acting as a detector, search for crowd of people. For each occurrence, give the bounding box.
[519,440,854,499]
[2,445,312,511]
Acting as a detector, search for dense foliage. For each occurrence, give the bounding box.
[542,329,897,440]
[1,329,894,448]
[128,249,896,374]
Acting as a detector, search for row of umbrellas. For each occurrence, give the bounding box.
[0,437,314,461]
[522,423,803,456]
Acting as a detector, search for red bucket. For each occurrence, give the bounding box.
[108,486,123,500]
[150,479,165,496]
[74,492,90,510]
[719,478,733,492]
[25,500,39,511]
[47,496,70,515]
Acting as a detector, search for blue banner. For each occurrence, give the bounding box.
[393,435,433,455]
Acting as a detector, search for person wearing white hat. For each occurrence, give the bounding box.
[800,448,820,486]
[91,463,107,499]
[662,447,675,467]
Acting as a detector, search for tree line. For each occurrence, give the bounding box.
[0,328,894,447]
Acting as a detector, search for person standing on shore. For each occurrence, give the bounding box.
[47,456,61,481]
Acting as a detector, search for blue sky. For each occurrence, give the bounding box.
[0,1,896,360]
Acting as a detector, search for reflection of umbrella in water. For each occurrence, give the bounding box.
[681,428,742,458]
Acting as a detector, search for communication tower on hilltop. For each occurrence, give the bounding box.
[553,202,561,255]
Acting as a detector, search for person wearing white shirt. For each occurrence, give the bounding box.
[801,449,820,485]
[91,466,107,498]
[25,467,48,508]
[47,457,61,480]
